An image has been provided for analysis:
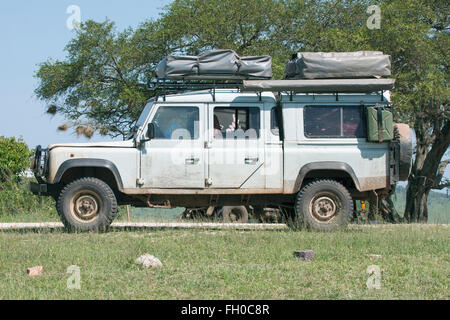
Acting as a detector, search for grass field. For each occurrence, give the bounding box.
[0,224,448,300]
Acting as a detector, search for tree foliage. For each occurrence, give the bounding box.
[0,136,31,182]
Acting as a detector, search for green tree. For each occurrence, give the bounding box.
[35,20,153,138]
[0,136,31,182]
[367,0,449,222]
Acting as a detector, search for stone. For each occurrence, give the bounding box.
[294,250,315,261]
[27,266,44,277]
[135,254,163,268]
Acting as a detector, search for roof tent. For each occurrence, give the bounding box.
[153,50,395,95]
[284,51,392,79]
[156,49,272,80]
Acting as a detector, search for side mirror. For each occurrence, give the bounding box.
[146,123,155,140]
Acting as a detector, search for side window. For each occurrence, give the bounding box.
[270,107,279,135]
[151,106,199,139]
[214,107,260,139]
[304,105,365,138]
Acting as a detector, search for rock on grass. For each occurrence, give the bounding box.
[27,266,44,277]
[135,254,163,268]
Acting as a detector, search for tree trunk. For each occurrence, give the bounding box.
[404,120,450,222]
[405,176,430,223]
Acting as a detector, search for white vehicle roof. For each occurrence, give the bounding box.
[155,89,276,103]
[155,88,390,104]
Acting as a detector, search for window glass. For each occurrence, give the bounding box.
[214,107,260,139]
[304,105,365,138]
[343,107,365,137]
[271,107,279,135]
[304,106,340,137]
[151,106,199,139]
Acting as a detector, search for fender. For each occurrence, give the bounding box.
[293,161,361,192]
[53,159,124,191]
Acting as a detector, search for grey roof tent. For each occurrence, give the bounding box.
[156,49,272,80]
[154,50,394,93]
[284,51,392,79]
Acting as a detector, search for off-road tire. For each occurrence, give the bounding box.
[295,179,353,231]
[57,177,118,232]
[221,206,249,223]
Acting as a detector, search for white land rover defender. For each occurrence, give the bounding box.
[30,50,413,232]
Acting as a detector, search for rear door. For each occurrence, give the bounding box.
[207,104,265,188]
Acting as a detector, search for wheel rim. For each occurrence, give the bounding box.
[70,190,102,222]
[225,207,246,223]
[309,192,341,224]
[229,208,240,222]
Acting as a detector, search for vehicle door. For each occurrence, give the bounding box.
[207,104,265,188]
[140,104,206,188]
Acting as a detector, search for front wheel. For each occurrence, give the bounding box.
[295,179,353,231]
[57,177,118,232]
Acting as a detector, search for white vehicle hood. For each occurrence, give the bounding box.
[48,140,134,150]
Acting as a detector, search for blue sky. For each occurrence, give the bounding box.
[0,0,171,147]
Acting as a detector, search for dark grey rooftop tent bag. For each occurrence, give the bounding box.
[156,49,272,80]
[285,51,391,79]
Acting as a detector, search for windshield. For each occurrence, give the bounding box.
[136,102,153,128]
[126,102,153,139]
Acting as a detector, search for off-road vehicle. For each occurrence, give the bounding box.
[31,50,412,231]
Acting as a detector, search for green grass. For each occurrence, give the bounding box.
[0,225,448,299]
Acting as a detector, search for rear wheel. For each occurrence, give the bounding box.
[295,179,352,231]
[221,206,249,223]
[57,177,118,232]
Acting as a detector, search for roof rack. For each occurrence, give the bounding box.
[148,77,394,102]
[149,78,246,102]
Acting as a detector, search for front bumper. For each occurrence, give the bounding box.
[29,182,48,195]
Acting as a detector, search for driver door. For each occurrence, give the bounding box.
[140,104,206,189]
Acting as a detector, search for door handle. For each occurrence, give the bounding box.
[245,157,259,164]
[185,157,200,165]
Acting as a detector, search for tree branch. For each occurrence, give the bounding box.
[432,159,450,190]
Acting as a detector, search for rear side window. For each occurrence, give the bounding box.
[304,105,365,138]
[214,107,260,139]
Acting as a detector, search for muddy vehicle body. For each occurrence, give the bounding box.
[31,87,412,231]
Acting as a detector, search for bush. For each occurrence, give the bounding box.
[0,136,56,219]
[0,176,56,218]
[0,136,31,182]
